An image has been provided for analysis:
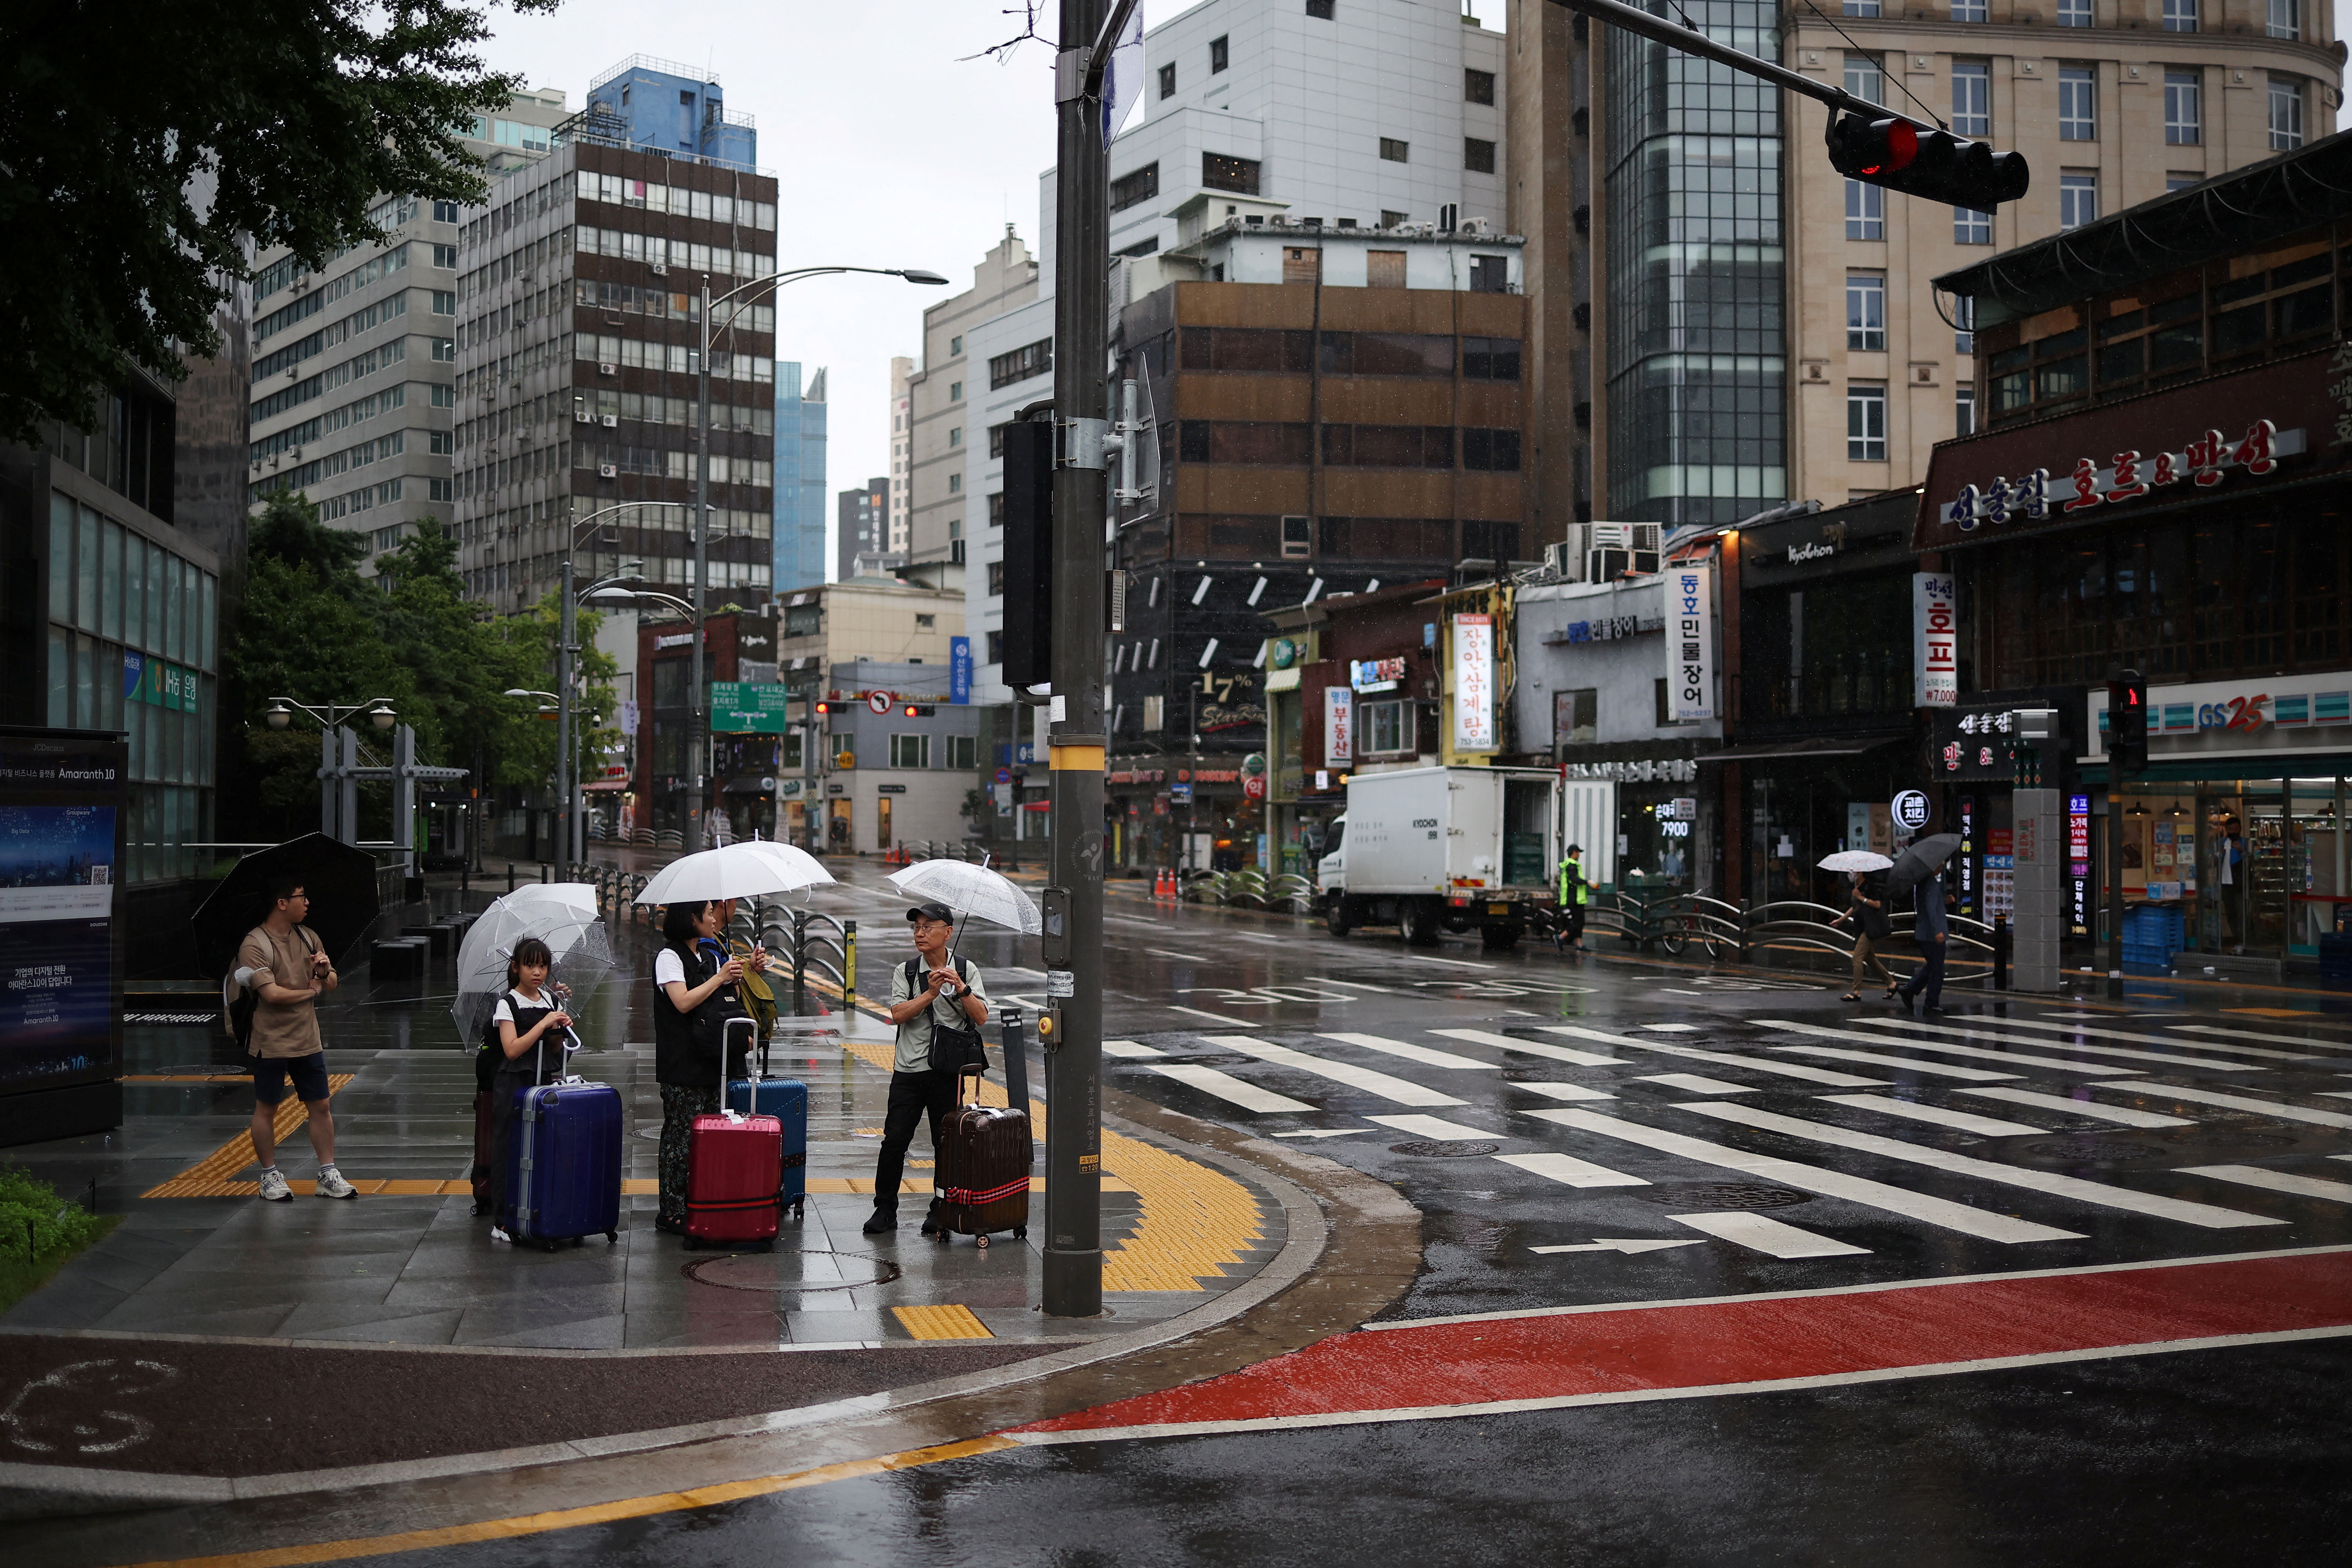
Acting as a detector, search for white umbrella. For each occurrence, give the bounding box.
[633,841,834,906]
[1817,850,1895,873]
[452,883,614,1048]
[887,858,1043,940]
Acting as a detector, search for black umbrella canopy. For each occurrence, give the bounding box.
[191,834,383,979]
[1884,833,1964,893]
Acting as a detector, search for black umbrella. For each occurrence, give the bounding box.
[1883,833,1964,894]
[191,834,383,979]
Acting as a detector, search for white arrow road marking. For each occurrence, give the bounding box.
[1530,1238,1707,1255]
[1668,1211,1872,1259]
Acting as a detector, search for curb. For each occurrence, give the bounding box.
[2,1089,1421,1559]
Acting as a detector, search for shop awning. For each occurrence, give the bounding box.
[1703,732,1908,763]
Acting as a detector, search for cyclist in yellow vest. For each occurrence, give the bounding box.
[1557,844,1588,951]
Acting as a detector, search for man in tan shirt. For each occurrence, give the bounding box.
[234,878,355,1201]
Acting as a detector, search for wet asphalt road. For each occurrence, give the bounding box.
[330,878,2352,1566]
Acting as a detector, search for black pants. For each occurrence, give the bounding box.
[1902,938,1948,1009]
[873,1068,957,1211]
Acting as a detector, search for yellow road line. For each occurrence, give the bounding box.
[138,1076,357,1198]
[119,1435,1022,1568]
[891,1303,994,1340]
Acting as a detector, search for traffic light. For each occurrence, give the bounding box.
[2107,668,2149,776]
[903,704,935,718]
[813,701,831,715]
[1826,113,2029,210]
[1001,413,1055,689]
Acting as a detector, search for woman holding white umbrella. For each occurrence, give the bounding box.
[1821,850,1897,1003]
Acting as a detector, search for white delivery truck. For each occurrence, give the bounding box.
[1317,765,1561,949]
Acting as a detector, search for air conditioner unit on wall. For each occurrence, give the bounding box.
[598,463,617,478]
[651,262,668,276]
[1561,522,1665,583]
[598,362,616,376]
[601,413,618,427]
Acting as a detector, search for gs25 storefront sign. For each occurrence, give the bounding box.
[1940,419,2301,532]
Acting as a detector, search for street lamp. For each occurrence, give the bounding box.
[685,263,947,854]
[261,697,397,732]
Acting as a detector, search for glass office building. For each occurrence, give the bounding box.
[1604,0,1785,530]
[773,363,828,592]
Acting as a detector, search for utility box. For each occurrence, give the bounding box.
[2011,787,2063,992]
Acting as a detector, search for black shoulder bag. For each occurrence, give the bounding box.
[907,957,987,1074]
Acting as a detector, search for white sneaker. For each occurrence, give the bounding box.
[258,1168,293,1202]
[489,1225,513,1243]
[315,1165,358,1200]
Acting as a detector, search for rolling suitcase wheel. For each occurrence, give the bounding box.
[1014,1226,1027,1239]
[976,1234,989,1249]
[606,1230,619,1243]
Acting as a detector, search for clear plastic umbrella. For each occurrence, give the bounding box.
[452,883,616,1051]
[632,841,833,906]
[886,858,1044,942]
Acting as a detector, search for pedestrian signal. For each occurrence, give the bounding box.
[2107,668,2148,776]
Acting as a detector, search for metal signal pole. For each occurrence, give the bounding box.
[1040,0,1120,1318]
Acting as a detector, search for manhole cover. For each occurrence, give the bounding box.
[1639,1183,1811,1210]
[1388,1140,1501,1158]
[683,1250,902,1293]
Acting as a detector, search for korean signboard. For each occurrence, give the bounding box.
[949,637,972,705]
[1350,656,1406,693]
[1931,706,2023,781]
[1451,615,1496,753]
[709,682,793,734]
[1937,419,2292,534]
[1324,686,1353,765]
[1666,565,1714,722]
[1912,572,1957,708]
[0,727,126,1105]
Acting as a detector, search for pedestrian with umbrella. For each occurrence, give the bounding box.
[1884,833,1964,1015]
[192,835,382,1204]
[1820,850,1896,1003]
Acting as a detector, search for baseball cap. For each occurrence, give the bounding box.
[906,902,955,925]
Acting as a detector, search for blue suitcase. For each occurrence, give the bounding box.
[505,1076,625,1250]
[724,1013,806,1220]
[726,1076,808,1220]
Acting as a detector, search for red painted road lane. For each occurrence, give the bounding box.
[1013,1249,2352,1434]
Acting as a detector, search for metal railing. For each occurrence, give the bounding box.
[1572,889,1997,978]
[1182,867,1316,913]
[725,898,854,1014]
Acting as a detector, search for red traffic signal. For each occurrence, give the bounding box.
[903,704,935,718]
[814,701,831,714]
[1826,113,2028,210]
[2107,667,2148,775]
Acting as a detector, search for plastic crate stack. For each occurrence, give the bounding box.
[2122,905,2186,976]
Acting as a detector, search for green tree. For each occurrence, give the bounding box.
[0,0,558,442]
[494,592,623,795]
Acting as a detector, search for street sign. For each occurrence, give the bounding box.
[866,690,894,715]
[709,682,791,734]
[1171,781,1193,804]
[995,766,1013,784]
[1893,789,1931,832]
[1242,773,1267,801]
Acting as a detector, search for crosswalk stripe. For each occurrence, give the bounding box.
[2099,1081,2352,1131]
[1541,1025,1887,1087]
[1902,1012,2300,1064]
[1856,1016,2268,1073]
[1523,1108,2081,1243]
[1457,1028,1623,1065]
[1510,1081,1618,1102]
[1769,1044,2022,1082]
[1104,1040,1165,1058]
[1756,1019,2134,1076]
[1957,1085,2194,1129]
[1145,1064,1315,1113]
[1632,1073,1759,1095]
[1319,1032,1492,1070]
[1675,1102,2283,1231]
[1817,1094,2047,1136]
[2169,1024,2352,1055]
[1492,1150,1649,1189]
[2175,1165,2352,1203]
[1668,1210,1872,1258]
[1371,1113,1507,1141]
[1200,1036,1466,1108]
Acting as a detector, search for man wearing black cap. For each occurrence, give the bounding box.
[863,902,992,1234]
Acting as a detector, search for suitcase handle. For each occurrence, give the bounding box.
[959,1063,985,1109]
[721,1014,759,1120]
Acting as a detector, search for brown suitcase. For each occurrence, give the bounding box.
[934,1067,1030,1248]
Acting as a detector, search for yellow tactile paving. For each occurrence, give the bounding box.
[138,1075,356,1197]
[828,1007,1265,1292]
[890,1303,995,1340]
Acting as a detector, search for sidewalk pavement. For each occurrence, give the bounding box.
[0,918,1305,1513]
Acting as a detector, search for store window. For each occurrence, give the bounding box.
[1555,687,1597,747]
[1360,699,1415,756]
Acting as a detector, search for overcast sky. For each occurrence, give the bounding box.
[477,1,1072,566]
[475,0,2346,572]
